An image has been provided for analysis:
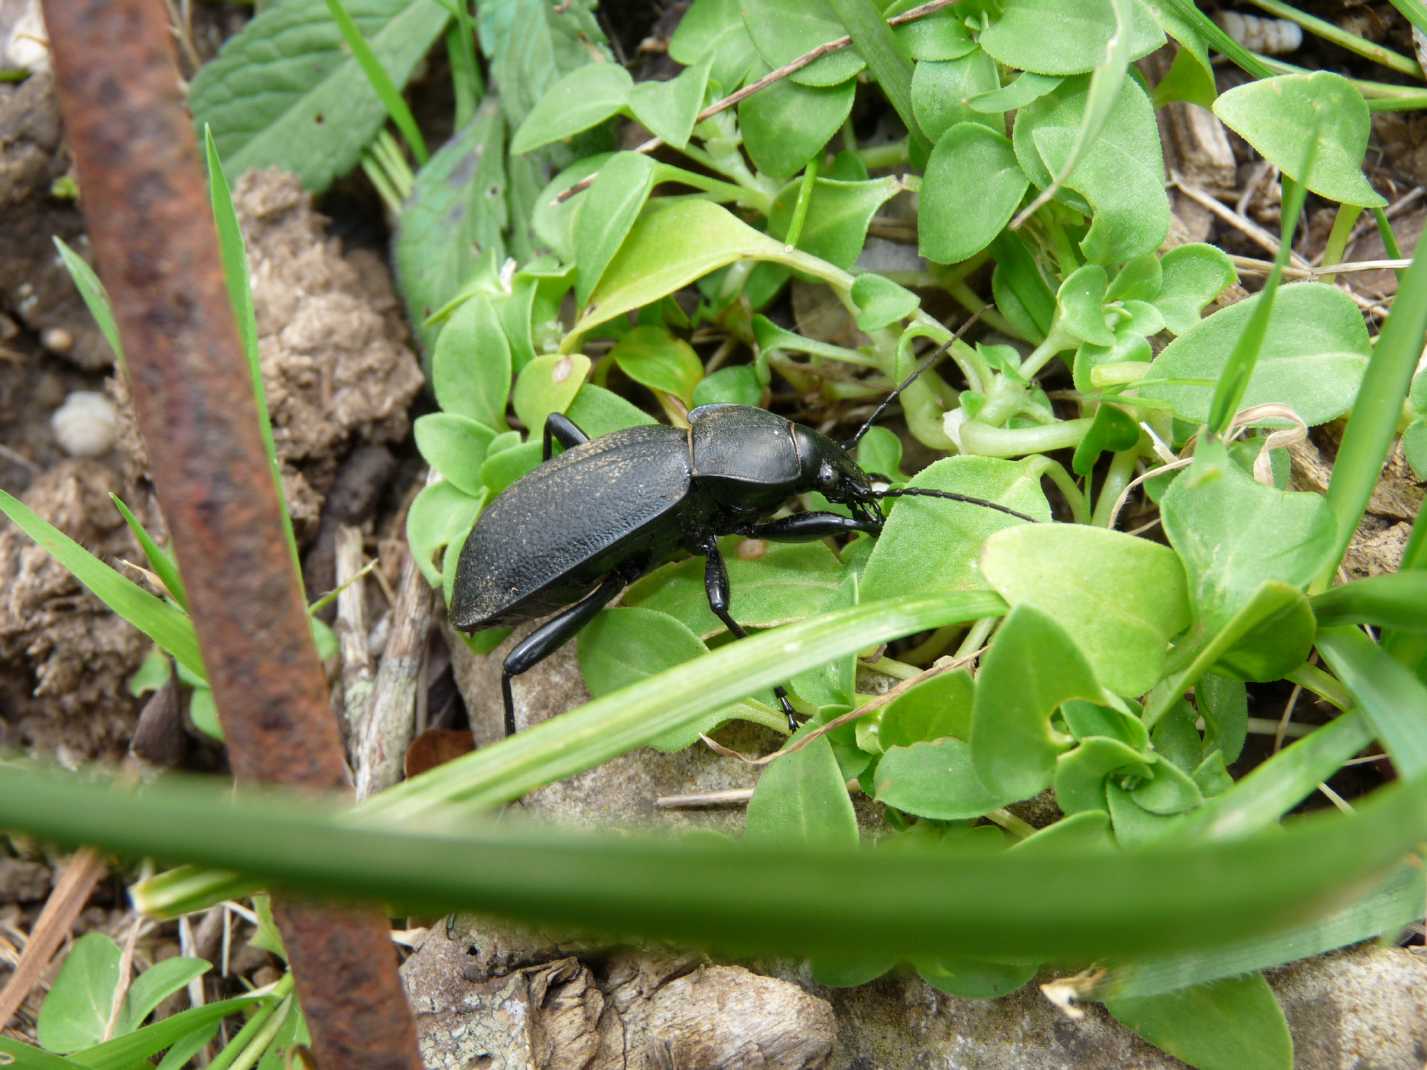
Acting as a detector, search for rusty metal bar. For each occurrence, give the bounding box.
[42,3,422,1066]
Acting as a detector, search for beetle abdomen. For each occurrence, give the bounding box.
[451,424,693,629]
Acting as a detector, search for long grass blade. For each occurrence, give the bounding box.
[325,0,429,164]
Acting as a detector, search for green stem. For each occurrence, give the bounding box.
[660,162,772,214]
[1022,454,1090,524]
[784,157,821,249]
[1245,0,1422,77]
[227,995,296,1070]
[207,975,294,1070]
[858,139,909,170]
[1316,203,1363,284]
[1286,662,1354,711]
[944,280,1035,344]
[1091,448,1140,527]
[956,418,1093,458]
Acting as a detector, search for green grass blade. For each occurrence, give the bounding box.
[1160,0,1274,78]
[1311,572,1427,631]
[1207,172,1310,435]
[0,1038,83,1068]
[63,992,268,1070]
[0,489,205,680]
[109,495,187,610]
[826,0,920,143]
[1322,234,1427,586]
[203,128,303,585]
[0,763,1419,962]
[444,5,482,130]
[1317,627,1427,777]
[325,0,429,164]
[1162,711,1371,842]
[52,238,124,366]
[138,591,1011,913]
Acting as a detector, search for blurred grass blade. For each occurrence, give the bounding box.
[1317,627,1427,777]
[110,494,187,610]
[1311,572,1427,632]
[0,488,205,680]
[1098,859,1424,997]
[53,238,124,366]
[0,763,1422,962]
[1322,233,1427,586]
[1207,168,1310,435]
[325,0,429,164]
[203,129,303,585]
[139,591,1011,914]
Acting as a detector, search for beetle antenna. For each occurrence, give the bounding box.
[843,313,982,451]
[872,486,1040,523]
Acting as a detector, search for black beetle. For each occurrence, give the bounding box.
[451,345,1037,737]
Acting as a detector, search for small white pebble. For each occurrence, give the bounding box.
[51,390,118,457]
[40,326,73,353]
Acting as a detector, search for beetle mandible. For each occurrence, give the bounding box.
[451,342,1037,737]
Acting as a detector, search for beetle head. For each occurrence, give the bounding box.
[792,424,882,522]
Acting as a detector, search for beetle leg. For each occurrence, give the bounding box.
[542,413,590,461]
[501,570,627,736]
[739,512,882,541]
[701,536,799,733]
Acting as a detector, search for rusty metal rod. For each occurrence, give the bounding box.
[42,2,422,1066]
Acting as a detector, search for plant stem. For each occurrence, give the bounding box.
[957,417,1094,458]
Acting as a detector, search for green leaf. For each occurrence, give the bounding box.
[739,73,856,181]
[1213,72,1385,208]
[889,0,975,60]
[512,354,591,433]
[118,958,210,1035]
[919,123,1028,265]
[510,62,633,155]
[1055,737,1152,814]
[1070,403,1139,476]
[37,933,121,1053]
[395,104,508,353]
[189,687,222,741]
[848,273,918,331]
[624,539,845,639]
[480,441,542,495]
[406,479,483,588]
[875,737,1016,819]
[432,297,512,431]
[1404,419,1427,481]
[692,366,762,407]
[879,669,974,748]
[564,383,658,438]
[1161,439,1335,636]
[609,325,704,405]
[575,200,786,339]
[0,489,205,681]
[980,0,1164,75]
[913,955,1037,1000]
[413,414,497,497]
[741,0,864,87]
[1105,973,1293,1070]
[1142,283,1369,431]
[479,0,610,130]
[1216,586,1315,683]
[63,991,269,1070]
[968,71,1062,113]
[980,524,1189,697]
[573,152,658,307]
[1019,75,1169,263]
[189,0,449,192]
[628,57,712,150]
[971,606,1096,801]
[1056,263,1113,345]
[746,730,858,847]
[910,50,1001,142]
[770,176,902,270]
[1131,755,1203,815]
[1153,243,1237,335]
[1197,672,1247,764]
[861,457,1051,603]
[670,0,757,91]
